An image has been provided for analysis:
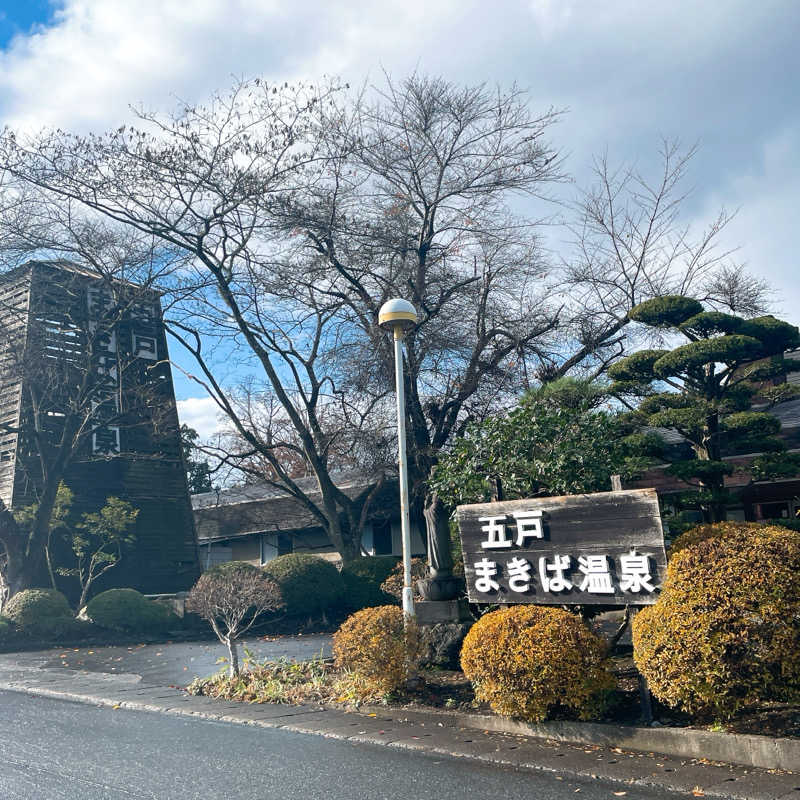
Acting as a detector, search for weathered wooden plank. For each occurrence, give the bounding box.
[457,489,667,606]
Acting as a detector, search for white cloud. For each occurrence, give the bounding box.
[0,0,797,318]
[529,0,573,39]
[0,0,462,132]
[176,395,225,441]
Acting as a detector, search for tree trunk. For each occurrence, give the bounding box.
[78,580,92,612]
[226,638,240,677]
[700,411,727,523]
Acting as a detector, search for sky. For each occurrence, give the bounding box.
[0,0,797,438]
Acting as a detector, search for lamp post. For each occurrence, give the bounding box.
[378,298,417,620]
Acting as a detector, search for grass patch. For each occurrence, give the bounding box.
[185,656,402,705]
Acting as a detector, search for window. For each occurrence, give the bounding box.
[372,519,393,556]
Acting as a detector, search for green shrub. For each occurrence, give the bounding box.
[86,588,174,633]
[203,560,262,579]
[770,517,800,533]
[0,615,14,641]
[340,557,398,612]
[4,589,73,636]
[460,605,614,723]
[633,523,800,720]
[263,554,345,619]
[333,605,418,696]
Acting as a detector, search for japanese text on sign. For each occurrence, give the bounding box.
[457,490,667,606]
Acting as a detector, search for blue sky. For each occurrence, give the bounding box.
[0,1,57,48]
[0,0,798,437]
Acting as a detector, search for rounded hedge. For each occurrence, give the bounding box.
[263,554,345,619]
[667,520,761,558]
[333,605,416,695]
[340,557,398,612]
[633,523,800,719]
[4,589,73,635]
[204,560,264,580]
[678,311,744,338]
[653,335,764,377]
[461,605,614,722]
[85,588,174,633]
[741,316,800,353]
[628,296,704,328]
[607,349,669,382]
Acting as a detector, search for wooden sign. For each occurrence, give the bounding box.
[457,488,667,606]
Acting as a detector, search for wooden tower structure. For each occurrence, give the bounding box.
[0,261,199,594]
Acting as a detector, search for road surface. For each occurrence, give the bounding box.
[0,690,686,800]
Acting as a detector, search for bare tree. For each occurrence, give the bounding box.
[267,75,571,592]
[187,562,284,676]
[0,78,410,562]
[554,140,770,381]
[0,77,766,590]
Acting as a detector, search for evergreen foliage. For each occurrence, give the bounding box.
[263,554,345,619]
[611,296,800,521]
[86,588,174,633]
[431,379,649,507]
[339,557,399,612]
[180,424,214,495]
[3,588,74,636]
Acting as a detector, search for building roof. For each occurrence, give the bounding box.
[647,397,800,447]
[191,470,399,543]
[191,469,384,509]
[629,397,800,495]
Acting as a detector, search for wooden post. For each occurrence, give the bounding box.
[629,607,653,724]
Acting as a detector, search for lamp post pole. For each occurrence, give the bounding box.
[378,299,418,621]
[392,326,415,620]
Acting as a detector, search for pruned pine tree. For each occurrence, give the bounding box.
[609,296,800,521]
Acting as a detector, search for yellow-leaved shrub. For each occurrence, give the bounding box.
[633,523,800,720]
[667,520,761,558]
[460,605,614,722]
[333,606,418,697]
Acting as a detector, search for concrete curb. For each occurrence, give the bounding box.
[358,703,800,772]
[443,711,800,772]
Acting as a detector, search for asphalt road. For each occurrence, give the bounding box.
[1,634,333,687]
[0,691,686,800]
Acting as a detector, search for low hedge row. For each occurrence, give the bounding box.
[0,587,177,642]
[262,554,399,620]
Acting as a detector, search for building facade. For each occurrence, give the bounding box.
[192,471,426,568]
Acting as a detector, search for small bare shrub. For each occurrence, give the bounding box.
[188,562,284,676]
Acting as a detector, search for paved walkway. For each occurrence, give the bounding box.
[0,634,332,686]
[0,638,798,799]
